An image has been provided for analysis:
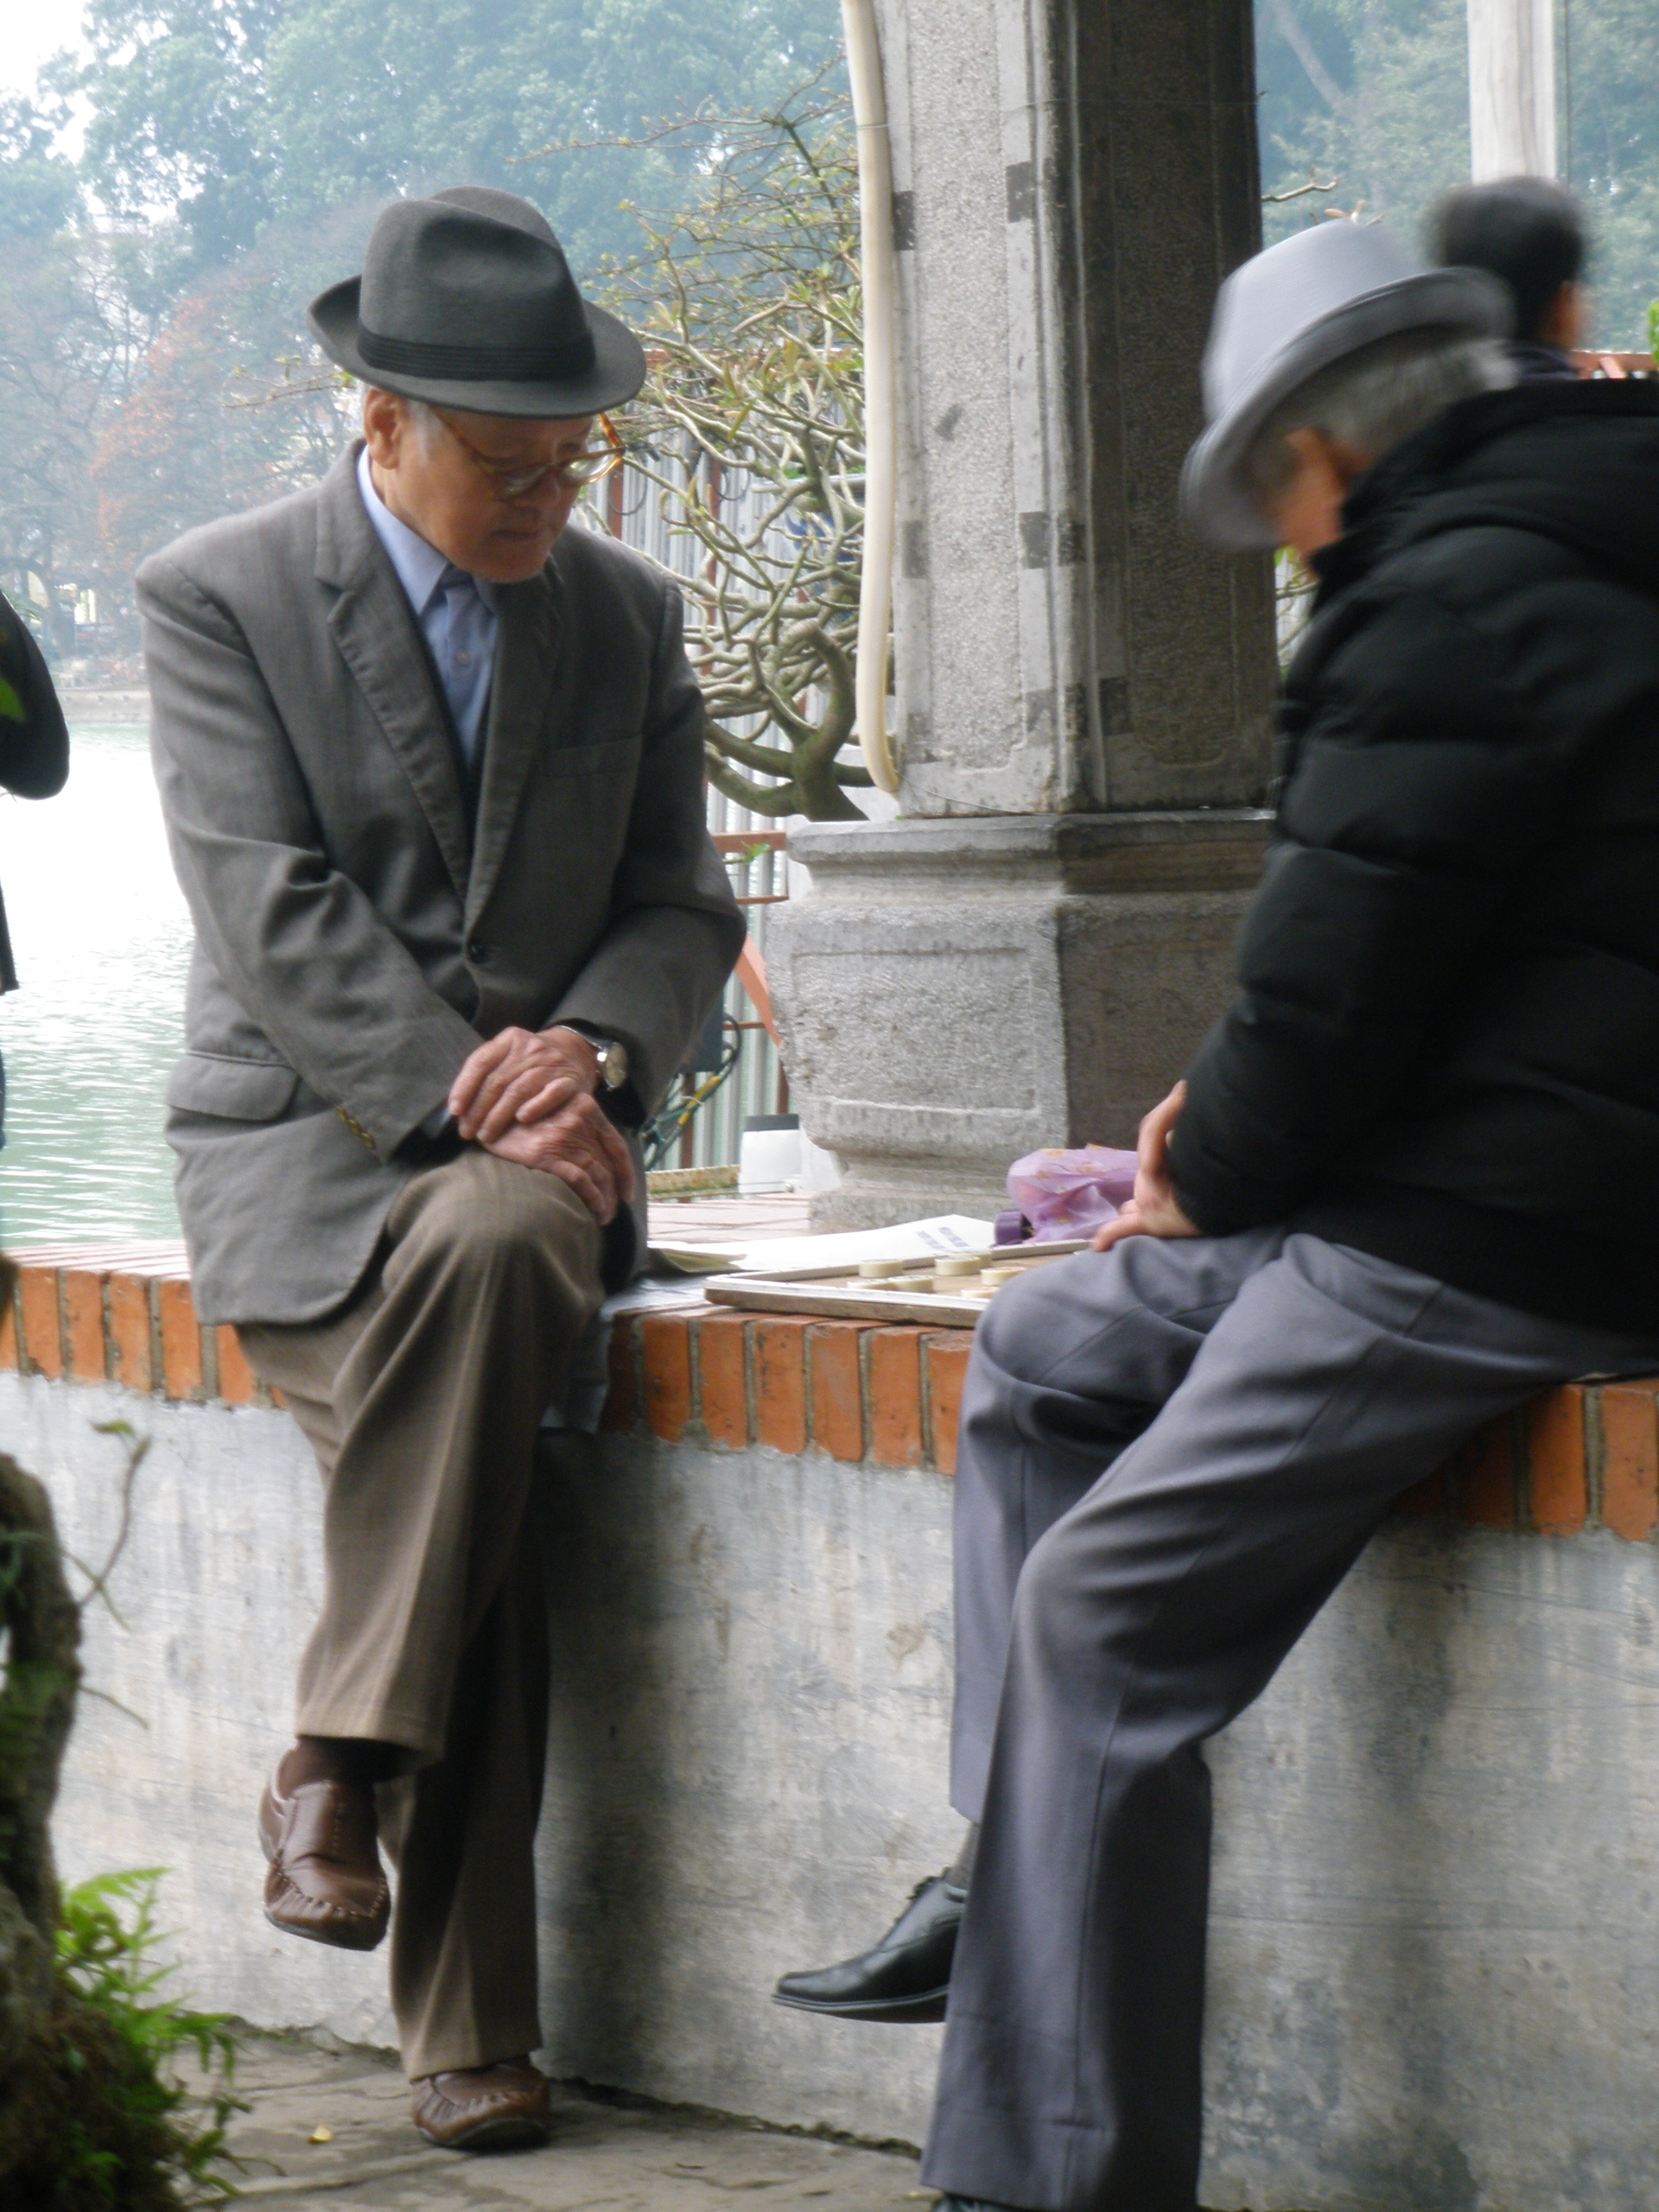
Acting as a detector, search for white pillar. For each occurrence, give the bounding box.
[1467,0,1557,180]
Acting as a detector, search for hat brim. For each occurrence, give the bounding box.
[308,276,648,418]
[1180,265,1510,551]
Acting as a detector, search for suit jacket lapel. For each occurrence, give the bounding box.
[315,448,473,899]
[467,564,562,925]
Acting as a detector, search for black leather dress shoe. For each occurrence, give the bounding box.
[773,1872,963,2023]
[934,2197,1024,2212]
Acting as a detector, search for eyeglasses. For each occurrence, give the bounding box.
[434,410,626,500]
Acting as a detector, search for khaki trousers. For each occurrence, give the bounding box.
[239,1147,604,2079]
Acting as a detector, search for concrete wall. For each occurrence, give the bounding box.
[1205,1523,1659,2212]
[1,1370,958,2143]
[10,1360,1659,2209]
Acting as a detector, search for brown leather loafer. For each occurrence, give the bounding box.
[257,1766,390,1951]
[410,2057,552,2150]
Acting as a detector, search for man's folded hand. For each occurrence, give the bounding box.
[446,1024,632,1221]
[480,1093,636,1224]
[449,1025,600,1143]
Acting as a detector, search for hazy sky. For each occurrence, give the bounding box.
[0,0,84,100]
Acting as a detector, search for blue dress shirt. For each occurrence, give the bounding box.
[356,444,497,762]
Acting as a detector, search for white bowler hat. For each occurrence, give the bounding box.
[1180,218,1510,550]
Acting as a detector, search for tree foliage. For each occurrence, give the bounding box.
[0,93,82,245]
[0,230,156,657]
[599,83,870,819]
[0,0,841,648]
[1259,0,1659,347]
[90,200,367,583]
[72,0,843,287]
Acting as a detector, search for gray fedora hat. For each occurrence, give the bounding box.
[308,184,647,419]
[1180,218,1510,550]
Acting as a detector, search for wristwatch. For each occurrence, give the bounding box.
[589,1036,630,1093]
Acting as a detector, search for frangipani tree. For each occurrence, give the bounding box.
[575,79,876,820]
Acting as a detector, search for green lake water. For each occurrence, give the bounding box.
[0,721,190,1246]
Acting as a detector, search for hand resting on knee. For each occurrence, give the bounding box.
[448,1025,636,1224]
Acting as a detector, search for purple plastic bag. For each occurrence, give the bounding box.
[1007,1146,1139,1240]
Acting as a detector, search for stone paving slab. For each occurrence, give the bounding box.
[195,2032,931,2209]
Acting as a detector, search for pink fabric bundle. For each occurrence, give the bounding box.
[1006,1146,1139,1239]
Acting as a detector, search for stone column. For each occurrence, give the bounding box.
[772,0,1277,1229]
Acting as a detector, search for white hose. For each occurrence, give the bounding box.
[841,0,900,796]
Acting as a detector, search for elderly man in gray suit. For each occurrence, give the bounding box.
[139,187,742,2151]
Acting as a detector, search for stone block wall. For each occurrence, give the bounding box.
[593,1302,1659,1547]
[601,1306,970,1476]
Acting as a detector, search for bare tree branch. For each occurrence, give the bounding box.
[582,80,879,821]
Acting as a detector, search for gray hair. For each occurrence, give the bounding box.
[400,396,443,453]
[1245,327,1516,505]
[364,389,443,453]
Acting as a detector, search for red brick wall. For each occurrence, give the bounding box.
[1,1247,276,1408]
[604,1306,969,1475]
[6,1251,1656,1534]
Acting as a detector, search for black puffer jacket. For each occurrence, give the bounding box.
[1166,380,1659,1332]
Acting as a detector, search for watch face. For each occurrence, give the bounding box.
[600,1039,629,1089]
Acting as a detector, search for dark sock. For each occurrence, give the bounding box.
[283,1735,403,1790]
[946,1822,978,1891]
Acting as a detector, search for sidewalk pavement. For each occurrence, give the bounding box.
[197,2031,930,2209]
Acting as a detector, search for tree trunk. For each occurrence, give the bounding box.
[792,757,868,821]
[0,1255,81,2077]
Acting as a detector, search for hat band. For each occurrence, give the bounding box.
[356,321,597,384]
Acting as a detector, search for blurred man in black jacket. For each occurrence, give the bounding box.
[779,219,1659,2212]
[0,590,69,1144]
[1431,174,1587,382]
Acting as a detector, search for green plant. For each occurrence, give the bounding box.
[62,1871,243,2204]
[0,1365,243,2207]
[1,1869,244,2207]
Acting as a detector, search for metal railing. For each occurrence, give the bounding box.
[591,449,792,1171]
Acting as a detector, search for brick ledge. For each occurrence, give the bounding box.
[3,1250,1656,1538]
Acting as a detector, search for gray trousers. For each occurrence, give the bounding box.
[921,1230,1659,2212]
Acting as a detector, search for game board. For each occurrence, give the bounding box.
[702,1239,1091,1325]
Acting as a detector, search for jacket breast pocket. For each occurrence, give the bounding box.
[166,1053,302,1122]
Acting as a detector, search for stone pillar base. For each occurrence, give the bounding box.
[770,813,1270,1232]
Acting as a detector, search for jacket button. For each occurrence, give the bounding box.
[466,938,491,964]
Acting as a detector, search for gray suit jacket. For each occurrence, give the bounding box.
[139,446,743,1325]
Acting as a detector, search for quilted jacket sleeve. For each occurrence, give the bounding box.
[1166,558,1600,1235]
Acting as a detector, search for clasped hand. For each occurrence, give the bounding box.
[1091,1081,1200,1253]
[448,1025,635,1225]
